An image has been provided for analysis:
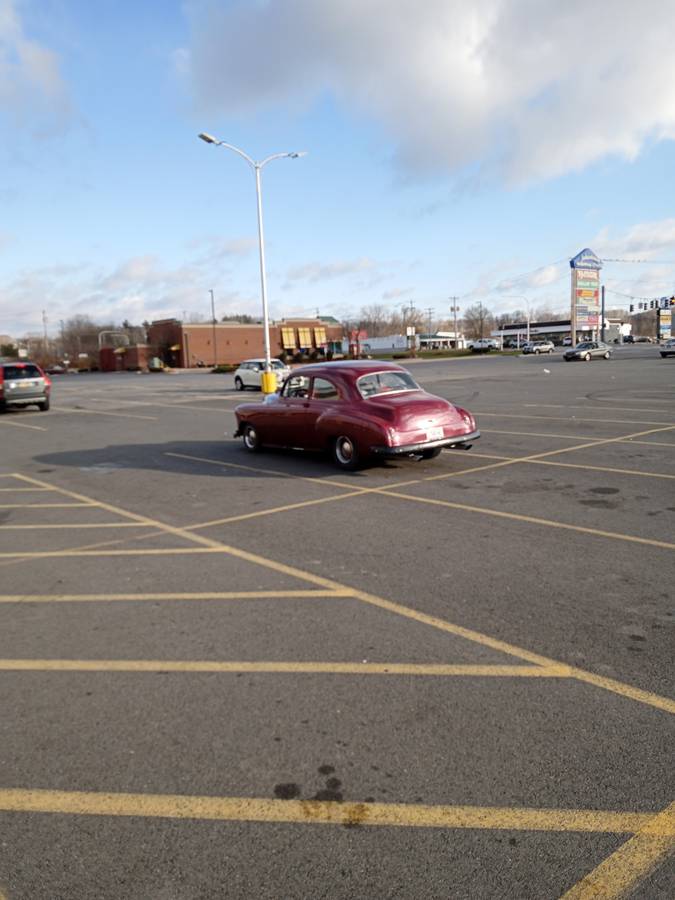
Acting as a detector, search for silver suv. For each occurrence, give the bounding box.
[522,341,554,354]
[0,361,51,411]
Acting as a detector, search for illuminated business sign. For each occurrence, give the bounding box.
[659,309,672,339]
[570,249,602,335]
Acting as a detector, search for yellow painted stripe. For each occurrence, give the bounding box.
[0,418,47,431]
[377,488,675,551]
[53,406,157,421]
[0,487,55,492]
[484,428,675,448]
[0,547,228,559]
[14,474,675,715]
[0,659,569,677]
[0,590,351,603]
[0,502,93,509]
[445,449,675,481]
[526,402,675,417]
[0,522,147,530]
[561,801,675,899]
[0,788,664,835]
[473,411,674,426]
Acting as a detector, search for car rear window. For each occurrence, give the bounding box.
[2,364,42,379]
[357,371,419,398]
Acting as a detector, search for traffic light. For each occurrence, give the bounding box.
[630,304,634,313]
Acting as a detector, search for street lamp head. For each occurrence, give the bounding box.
[288,151,308,159]
[198,132,219,145]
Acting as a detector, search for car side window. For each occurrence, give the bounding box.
[312,377,339,400]
[283,375,311,398]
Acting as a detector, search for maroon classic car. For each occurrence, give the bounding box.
[233,360,479,470]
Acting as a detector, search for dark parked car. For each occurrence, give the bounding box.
[0,361,51,411]
[233,361,480,469]
[563,341,612,362]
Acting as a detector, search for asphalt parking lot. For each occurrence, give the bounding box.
[0,345,673,899]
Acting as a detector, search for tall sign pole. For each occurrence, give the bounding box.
[570,249,603,343]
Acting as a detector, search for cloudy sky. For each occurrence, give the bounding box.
[1,0,675,337]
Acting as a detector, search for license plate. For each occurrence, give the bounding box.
[426,426,444,441]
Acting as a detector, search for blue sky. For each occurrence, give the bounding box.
[1,0,674,338]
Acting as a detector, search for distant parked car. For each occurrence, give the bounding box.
[562,337,573,346]
[233,358,291,391]
[563,341,612,362]
[233,360,480,470]
[0,361,51,411]
[522,341,554,355]
[633,335,654,343]
[470,339,498,353]
[622,335,634,344]
[659,339,675,358]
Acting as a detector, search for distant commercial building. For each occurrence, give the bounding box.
[492,318,628,345]
[147,317,344,368]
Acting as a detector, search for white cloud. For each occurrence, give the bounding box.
[0,0,73,136]
[284,257,376,284]
[183,0,675,184]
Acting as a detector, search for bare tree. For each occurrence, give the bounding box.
[463,302,494,340]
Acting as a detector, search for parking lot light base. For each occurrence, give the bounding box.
[261,371,277,394]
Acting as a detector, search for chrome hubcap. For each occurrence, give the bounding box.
[244,427,257,448]
[336,437,353,463]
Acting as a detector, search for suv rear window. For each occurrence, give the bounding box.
[2,364,42,379]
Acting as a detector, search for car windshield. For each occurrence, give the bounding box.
[576,343,592,349]
[356,370,419,399]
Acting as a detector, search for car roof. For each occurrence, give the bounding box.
[290,360,406,380]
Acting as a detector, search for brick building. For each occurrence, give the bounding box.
[147,318,344,367]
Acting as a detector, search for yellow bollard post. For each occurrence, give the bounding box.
[261,371,277,394]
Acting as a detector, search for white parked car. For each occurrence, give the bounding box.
[233,358,291,391]
[469,339,498,353]
[522,341,554,355]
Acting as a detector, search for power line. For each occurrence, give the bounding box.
[601,258,675,265]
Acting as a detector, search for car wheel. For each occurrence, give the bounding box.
[37,398,50,411]
[548,349,553,354]
[332,435,359,470]
[420,447,442,460]
[234,377,244,391]
[534,349,540,355]
[584,353,591,361]
[242,423,262,453]
[603,351,610,359]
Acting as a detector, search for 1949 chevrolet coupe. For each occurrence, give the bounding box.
[233,360,480,470]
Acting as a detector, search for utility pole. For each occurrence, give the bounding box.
[425,307,434,338]
[600,284,605,342]
[209,289,218,366]
[478,301,485,340]
[42,310,48,359]
[449,296,460,349]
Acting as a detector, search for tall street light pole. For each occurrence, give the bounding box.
[504,295,531,344]
[198,133,307,393]
[449,297,460,349]
[209,289,218,367]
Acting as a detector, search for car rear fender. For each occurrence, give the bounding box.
[316,409,386,452]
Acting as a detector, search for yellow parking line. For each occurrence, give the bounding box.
[526,402,675,416]
[0,659,570,677]
[444,449,675,481]
[13,473,675,715]
[0,522,148,529]
[561,801,675,899]
[473,411,674,426]
[0,547,228,559]
[53,406,157,421]
[376,488,675,551]
[0,487,55,492]
[483,429,675,448]
[0,502,93,509]
[0,589,352,603]
[0,418,47,431]
[0,788,668,836]
[184,489,375,530]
